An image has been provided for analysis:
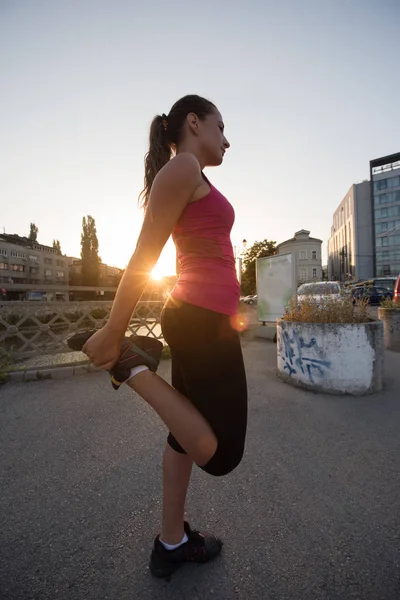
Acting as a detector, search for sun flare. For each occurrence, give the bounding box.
[149,241,177,280]
[150,266,166,280]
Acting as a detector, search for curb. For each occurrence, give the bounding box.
[7,349,172,384]
[7,361,102,383]
[5,336,249,384]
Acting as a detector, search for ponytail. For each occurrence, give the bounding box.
[138,115,171,209]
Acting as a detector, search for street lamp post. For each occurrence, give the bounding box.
[235,239,247,286]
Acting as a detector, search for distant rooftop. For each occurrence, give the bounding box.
[277,229,322,247]
[370,151,400,175]
[0,233,61,255]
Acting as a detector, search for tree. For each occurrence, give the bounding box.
[28,223,38,242]
[53,239,62,254]
[241,239,276,296]
[80,215,101,286]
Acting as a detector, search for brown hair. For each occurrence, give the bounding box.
[138,94,216,208]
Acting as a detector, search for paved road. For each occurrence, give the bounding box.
[1,339,400,600]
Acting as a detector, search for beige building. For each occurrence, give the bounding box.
[327,181,373,282]
[277,230,323,283]
[69,259,123,287]
[0,233,69,294]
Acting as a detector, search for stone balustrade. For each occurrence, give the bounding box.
[0,301,164,360]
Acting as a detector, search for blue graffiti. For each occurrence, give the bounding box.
[278,329,331,382]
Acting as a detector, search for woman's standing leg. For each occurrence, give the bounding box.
[161,444,193,544]
[160,353,194,545]
[149,302,247,577]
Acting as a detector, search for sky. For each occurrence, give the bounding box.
[1,0,399,276]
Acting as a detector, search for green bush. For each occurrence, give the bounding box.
[2,312,22,326]
[161,345,171,360]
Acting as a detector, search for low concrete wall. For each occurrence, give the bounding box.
[378,308,400,352]
[277,319,384,395]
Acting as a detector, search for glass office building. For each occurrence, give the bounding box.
[370,152,400,277]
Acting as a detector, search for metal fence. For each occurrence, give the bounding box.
[0,300,164,360]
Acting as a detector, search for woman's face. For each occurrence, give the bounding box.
[192,109,230,166]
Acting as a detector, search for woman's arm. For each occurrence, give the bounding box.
[82,153,201,369]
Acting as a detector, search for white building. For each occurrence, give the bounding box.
[327,181,373,282]
[277,230,323,283]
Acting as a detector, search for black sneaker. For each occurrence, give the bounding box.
[149,521,223,578]
[67,329,163,390]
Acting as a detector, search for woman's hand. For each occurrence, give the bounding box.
[82,326,122,371]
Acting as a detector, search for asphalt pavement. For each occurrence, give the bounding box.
[1,338,399,600]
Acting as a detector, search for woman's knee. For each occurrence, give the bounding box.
[200,442,245,477]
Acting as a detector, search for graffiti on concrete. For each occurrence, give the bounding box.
[278,329,331,382]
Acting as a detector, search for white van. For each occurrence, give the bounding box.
[297,281,343,303]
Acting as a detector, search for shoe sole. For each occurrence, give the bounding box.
[149,544,223,579]
[149,560,183,579]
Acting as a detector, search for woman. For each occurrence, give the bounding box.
[82,95,248,578]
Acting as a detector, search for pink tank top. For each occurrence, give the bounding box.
[170,179,240,316]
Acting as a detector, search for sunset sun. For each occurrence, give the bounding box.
[150,267,165,280]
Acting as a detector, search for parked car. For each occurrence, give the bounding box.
[243,294,257,305]
[353,277,398,293]
[297,281,342,303]
[352,286,393,306]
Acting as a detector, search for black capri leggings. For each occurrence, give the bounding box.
[161,300,248,477]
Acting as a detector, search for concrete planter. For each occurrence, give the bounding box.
[277,319,384,395]
[378,308,400,352]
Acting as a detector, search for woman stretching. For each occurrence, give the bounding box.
[81,95,248,578]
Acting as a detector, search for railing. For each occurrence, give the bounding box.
[0,301,164,360]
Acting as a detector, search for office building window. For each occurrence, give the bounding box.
[374,191,400,206]
[312,268,317,278]
[312,251,317,260]
[0,248,7,257]
[376,206,400,219]
[376,222,390,234]
[380,234,400,247]
[387,176,400,188]
[374,179,387,191]
[10,250,26,259]
[383,265,391,275]
[0,262,8,270]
